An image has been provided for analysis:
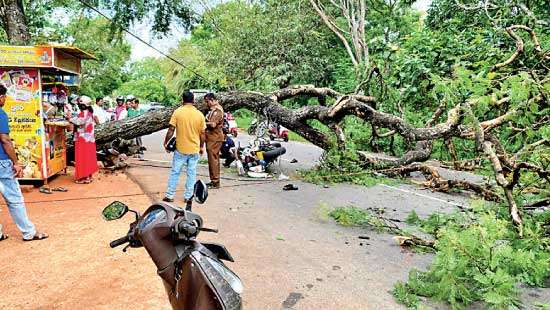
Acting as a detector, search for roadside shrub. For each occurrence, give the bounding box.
[300,149,399,187]
[395,201,550,309]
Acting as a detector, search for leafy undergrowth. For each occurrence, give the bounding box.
[300,149,401,187]
[329,206,376,227]
[394,200,550,309]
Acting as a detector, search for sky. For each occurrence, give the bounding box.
[127,0,433,61]
[126,23,187,61]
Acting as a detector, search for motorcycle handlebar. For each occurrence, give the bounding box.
[110,236,129,248]
[177,221,198,236]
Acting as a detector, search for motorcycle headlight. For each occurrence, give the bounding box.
[205,257,244,294]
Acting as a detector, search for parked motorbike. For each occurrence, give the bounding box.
[102,181,243,310]
[247,118,269,137]
[96,138,129,169]
[223,112,239,138]
[248,118,288,142]
[268,123,289,142]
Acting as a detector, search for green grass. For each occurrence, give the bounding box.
[329,206,372,226]
[300,168,401,187]
[234,110,253,130]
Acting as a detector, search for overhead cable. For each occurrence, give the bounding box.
[76,0,211,84]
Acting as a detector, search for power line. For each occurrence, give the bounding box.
[76,0,211,84]
[0,180,277,205]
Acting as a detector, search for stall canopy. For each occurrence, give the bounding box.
[0,45,97,75]
[0,44,96,183]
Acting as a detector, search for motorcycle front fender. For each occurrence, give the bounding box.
[165,251,242,310]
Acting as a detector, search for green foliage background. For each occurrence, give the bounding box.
[1,0,548,308]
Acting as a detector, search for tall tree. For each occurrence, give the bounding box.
[66,17,131,98]
[1,0,197,45]
[0,0,30,44]
[309,0,369,72]
[115,57,177,104]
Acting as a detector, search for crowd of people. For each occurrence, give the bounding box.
[0,89,149,241]
[66,94,146,184]
[1,87,229,242]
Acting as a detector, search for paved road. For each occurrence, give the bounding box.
[130,131,448,309]
[130,131,547,309]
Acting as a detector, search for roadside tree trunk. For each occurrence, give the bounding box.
[0,0,30,45]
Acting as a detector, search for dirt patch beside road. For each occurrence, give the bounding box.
[0,170,170,310]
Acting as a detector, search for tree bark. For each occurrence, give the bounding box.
[0,0,30,45]
[85,85,547,231]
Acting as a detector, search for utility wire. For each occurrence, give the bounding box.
[76,0,211,84]
[0,180,276,205]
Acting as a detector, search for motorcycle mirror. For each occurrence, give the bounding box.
[193,180,208,204]
[102,201,129,221]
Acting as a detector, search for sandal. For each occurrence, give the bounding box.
[23,232,49,241]
[39,187,52,194]
[0,225,8,241]
[75,179,91,184]
[283,184,299,191]
[52,186,68,192]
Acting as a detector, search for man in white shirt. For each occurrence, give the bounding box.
[92,97,109,124]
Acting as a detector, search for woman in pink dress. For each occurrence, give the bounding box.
[68,96,98,184]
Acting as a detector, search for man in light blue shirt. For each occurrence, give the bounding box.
[0,85,48,242]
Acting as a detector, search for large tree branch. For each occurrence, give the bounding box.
[309,0,359,66]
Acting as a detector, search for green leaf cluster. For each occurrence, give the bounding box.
[300,149,400,187]
[395,202,550,309]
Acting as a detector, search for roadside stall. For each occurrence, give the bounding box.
[0,45,96,184]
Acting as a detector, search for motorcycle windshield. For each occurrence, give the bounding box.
[191,251,242,309]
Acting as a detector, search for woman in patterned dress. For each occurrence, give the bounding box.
[68,96,98,184]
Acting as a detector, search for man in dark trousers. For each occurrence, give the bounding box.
[0,85,48,242]
[204,93,224,189]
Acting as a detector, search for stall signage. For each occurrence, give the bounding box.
[0,68,45,179]
[0,46,53,67]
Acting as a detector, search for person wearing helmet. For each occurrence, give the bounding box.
[126,95,135,107]
[114,96,127,121]
[65,94,79,118]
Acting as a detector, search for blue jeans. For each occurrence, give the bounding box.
[165,151,199,200]
[0,160,36,239]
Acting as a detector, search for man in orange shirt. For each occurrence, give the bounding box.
[163,91,206,209]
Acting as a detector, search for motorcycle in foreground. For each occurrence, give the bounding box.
[101,181,243,309]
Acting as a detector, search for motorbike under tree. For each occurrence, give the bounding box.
[102,180,243,310]
[233,138,286,174]
[96,138,129,169]
[247,115,288,142]
[223,112,239,138]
